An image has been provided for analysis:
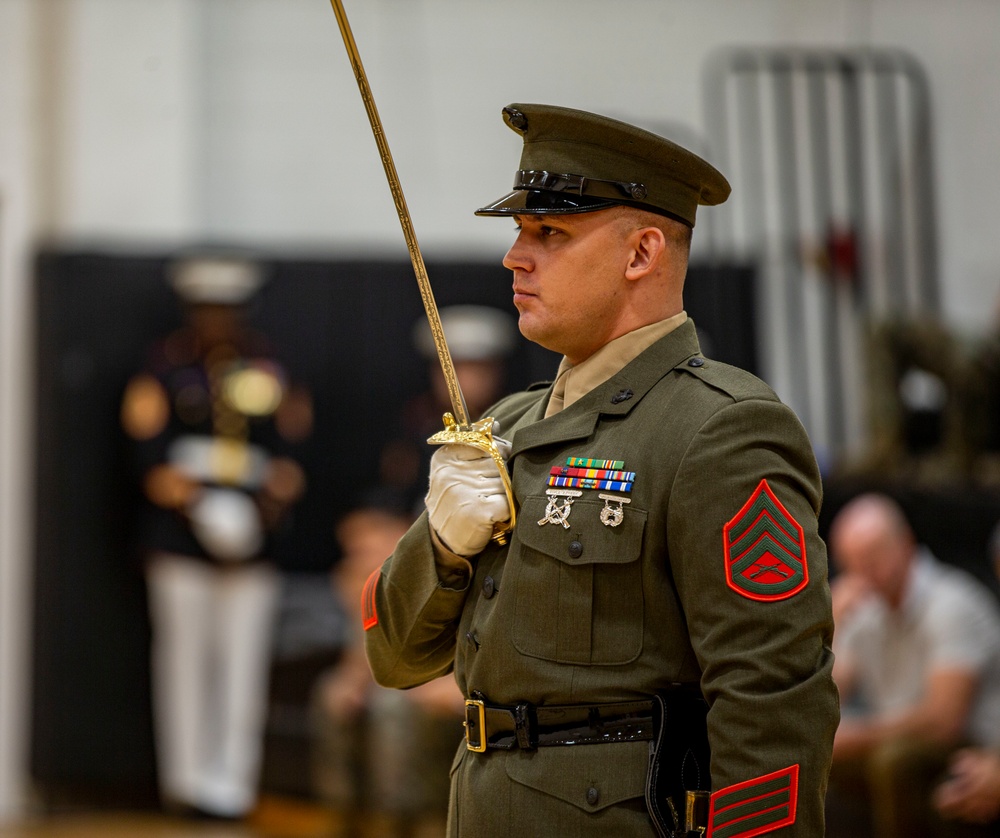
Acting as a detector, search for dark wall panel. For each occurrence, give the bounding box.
[31,248,757,804]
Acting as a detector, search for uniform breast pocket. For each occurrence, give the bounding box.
[510,494,647,666]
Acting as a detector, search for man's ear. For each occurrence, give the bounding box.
[624,226,666,281]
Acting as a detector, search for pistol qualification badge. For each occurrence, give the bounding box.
[723,479,808,602]
[598,493,631,527]
[538,489,583,529]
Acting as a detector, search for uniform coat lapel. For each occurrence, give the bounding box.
[509,319,703,459]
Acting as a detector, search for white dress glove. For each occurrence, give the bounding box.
[425,438,512,557]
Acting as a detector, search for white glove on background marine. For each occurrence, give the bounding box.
[425,438,512,557]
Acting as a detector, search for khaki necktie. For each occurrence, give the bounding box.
[545,366,570,418]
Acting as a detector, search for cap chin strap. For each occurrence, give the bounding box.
[475,170,692,224]
[474,190,613,216]
[514,170,648,202]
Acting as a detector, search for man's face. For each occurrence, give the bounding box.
[188,303,243,347]
[430,359,505,418]
[834,518,914,609]
[503,210,634,364]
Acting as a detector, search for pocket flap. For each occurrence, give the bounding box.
[518,494,647,566]
[504,741,648,812]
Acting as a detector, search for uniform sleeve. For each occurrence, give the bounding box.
[120,372,172,479]
[667,398,839,838]
[363,511,473,689]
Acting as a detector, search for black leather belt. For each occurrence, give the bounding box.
[463,696,656,752]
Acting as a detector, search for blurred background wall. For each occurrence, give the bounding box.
[3,0,1000,821]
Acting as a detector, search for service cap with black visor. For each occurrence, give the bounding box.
[475,103,731,227]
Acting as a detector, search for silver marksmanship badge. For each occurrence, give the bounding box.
[598,493,631,527]
[538,489,583,529]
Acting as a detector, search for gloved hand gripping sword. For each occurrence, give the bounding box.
[328,0,516,545]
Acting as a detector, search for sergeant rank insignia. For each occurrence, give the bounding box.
[722,479,807,601]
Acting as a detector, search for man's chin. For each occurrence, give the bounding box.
[515,315,544,346]
[524,335,563,359]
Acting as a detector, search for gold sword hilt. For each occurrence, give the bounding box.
[427,414,517,545]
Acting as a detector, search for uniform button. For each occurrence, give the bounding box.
[688,357,705,367]
[586,786,600,806]
[465,631,480,651]
[482,576,496,599]
[568,540,584,559]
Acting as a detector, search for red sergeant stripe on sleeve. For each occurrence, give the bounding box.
[709,764,798,838]
[723,480,808,602]
[361,568,380,630]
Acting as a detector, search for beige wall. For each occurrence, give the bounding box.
[0,0,39,819]
[8,0,1000,317]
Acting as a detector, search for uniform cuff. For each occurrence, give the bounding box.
[429,527,473,589]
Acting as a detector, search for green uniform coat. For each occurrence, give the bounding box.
[364,319,839,837]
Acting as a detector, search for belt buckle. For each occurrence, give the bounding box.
[464,699,487,752]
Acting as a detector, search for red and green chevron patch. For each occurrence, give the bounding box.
[723,480,807,602]
[361,568,380,630]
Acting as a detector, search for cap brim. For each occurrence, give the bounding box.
[475,189,617,217]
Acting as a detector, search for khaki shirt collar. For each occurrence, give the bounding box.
[546,311,688,417]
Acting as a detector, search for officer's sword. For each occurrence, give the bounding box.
[328,0,516,543]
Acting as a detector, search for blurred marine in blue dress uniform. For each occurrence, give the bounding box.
[121,253,313,819]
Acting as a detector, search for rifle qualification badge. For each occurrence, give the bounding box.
[538,489,583,529]
[723,479,807,602]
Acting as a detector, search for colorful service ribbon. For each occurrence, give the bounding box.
[547,457,635,493]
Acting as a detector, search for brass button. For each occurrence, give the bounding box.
[568,540,584,559]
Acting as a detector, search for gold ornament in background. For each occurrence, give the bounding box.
[211,437,252,486]
[223,367,284,417]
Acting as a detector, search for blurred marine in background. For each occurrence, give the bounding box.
[120,253,313,820]
[378,304,516,516]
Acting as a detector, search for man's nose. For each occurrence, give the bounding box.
[503,232,532,272]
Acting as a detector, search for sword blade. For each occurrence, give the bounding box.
[329,0,470,427]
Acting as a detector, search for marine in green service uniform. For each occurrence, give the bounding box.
[362,103,839,837]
